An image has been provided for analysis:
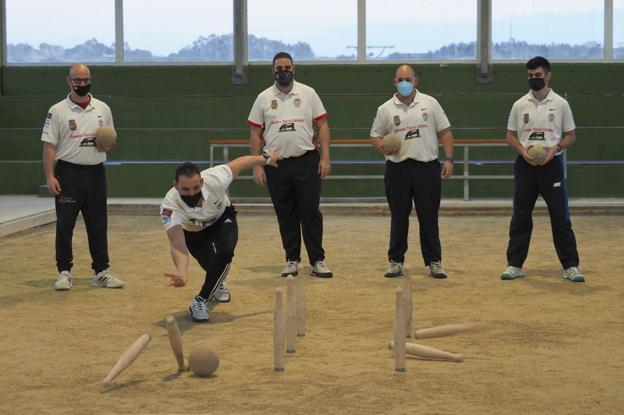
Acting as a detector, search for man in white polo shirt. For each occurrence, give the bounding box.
[160,150,280,322]
[500,56,584,283]
[370,64,454,279]
[42,63,124,291]
[247,51,333,278]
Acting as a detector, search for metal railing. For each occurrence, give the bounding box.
[209,138,519,201]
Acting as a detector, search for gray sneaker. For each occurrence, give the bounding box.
[384,261,403,278]
[311,260,333,278]
[213,279,231,302]
[54,271,72,291]
[426,261,448,279]
[188,296,210,322]
[281,260,300,277]
[500,265,524,280]
[563,266,585,283]
[91,269,125,288]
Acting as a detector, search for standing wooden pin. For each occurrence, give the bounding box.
[403,275,413,338]
[273,287,286,372]
[296,273,306,337]
[285,275,297,353]
[393,287,406,372]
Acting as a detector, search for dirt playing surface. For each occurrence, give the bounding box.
[1,213,623,415]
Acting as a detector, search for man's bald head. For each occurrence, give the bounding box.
[69,64,90,78]
[395,64,416,79]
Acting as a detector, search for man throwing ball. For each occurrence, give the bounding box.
[160,150,281,322]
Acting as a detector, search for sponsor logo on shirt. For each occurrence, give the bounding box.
[548,113,555,122]
[79,137,96,147]
[404,129,421,140]
[278,123,296,132]
[528,131,545,141]
[422,112,428,122]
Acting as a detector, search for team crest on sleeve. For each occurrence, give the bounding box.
[393,115,401,126]
[271,100,278,110]
[294,98,301,108]
[68,119,77,130]
[47,112,53,119]
[161,208,173,224]
[523,113,530,124]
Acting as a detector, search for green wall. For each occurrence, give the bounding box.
[0,63,622,198]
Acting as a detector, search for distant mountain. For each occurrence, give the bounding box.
[6,36,612,63]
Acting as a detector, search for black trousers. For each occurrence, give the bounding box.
[264,150,324,265]
[184,206,238,301]
[385,159,442,265]
[54,160,109,273]
[506,155,579,269]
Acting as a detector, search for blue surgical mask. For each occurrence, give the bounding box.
[397,80,414,97]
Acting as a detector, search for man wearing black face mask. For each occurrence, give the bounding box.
[42,64,124,291]
[247,52,333,278]
[160,150,281,322]
[501,56,584,283]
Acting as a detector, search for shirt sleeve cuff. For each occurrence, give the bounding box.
[314,113,329,122]
[247,120,263,128]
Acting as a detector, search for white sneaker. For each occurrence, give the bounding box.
[563,266,585,283]
[213,279,231,302]
[281,260,300,277]
[384,261,404,278]
[426,261,448,279]
[311,260,333,278]
[91,269,125,288]
[500,265,524,280]
[188,296,210,322]
[54,271,72,291]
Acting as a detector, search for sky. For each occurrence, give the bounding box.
[5,0,624,57]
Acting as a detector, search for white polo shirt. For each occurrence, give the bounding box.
[370,91,451,163]
[507,89,575,150]
[160,165,234,232]
[41,94,114,165]
[247,81,328,158]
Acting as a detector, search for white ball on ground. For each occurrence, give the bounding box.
[188,346,219,377]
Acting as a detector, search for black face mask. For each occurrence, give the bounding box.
[274,70,294,86]
[528,78,545,91]
[73,84,91,97]
[180,192,202,208]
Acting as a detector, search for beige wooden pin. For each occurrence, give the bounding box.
[273,288,286,372]
[389,340,464,362]
[103,333,151,384]
[165,315,186,372]
[285,275,297,353]
[393,287,406,372]
[403,275,413,338]
[296,273,306,337]
[414,322,488,339]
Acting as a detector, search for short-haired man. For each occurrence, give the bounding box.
[247,52,333,278]
[501,56,584,282]
[42,64,124,291]
[370,64,454,279]
[160,150,281,322]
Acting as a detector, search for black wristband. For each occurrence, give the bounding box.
[444,156,454,163]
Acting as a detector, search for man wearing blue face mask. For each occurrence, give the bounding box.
[500,56,584,283]
[370,65,454,279]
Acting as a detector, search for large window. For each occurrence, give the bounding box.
[248,0,357,61]
[5,0,115,63]
[366,0,478,60]
[124,0,233,62]
[615,0,624,59]
[492,0,604,60]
